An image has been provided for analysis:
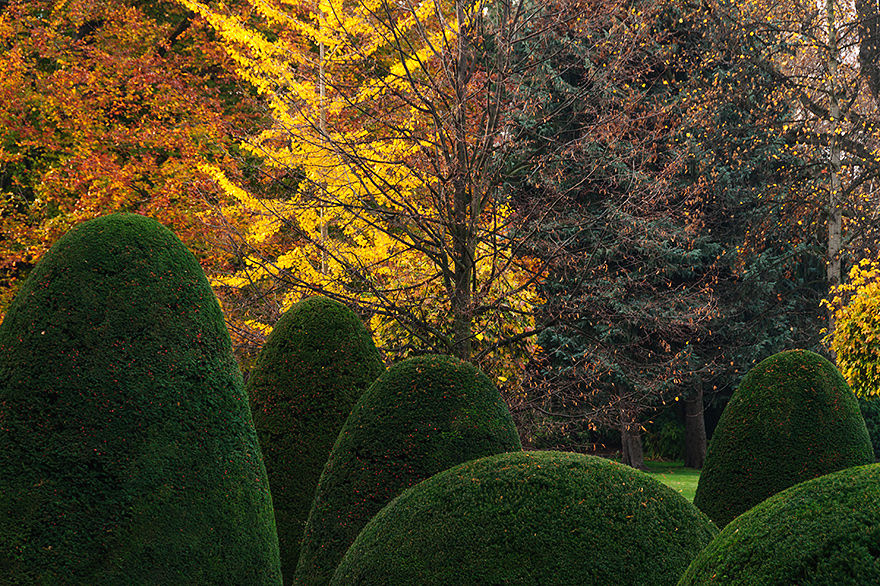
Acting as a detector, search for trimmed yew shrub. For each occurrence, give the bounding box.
[0,213,281,585]
[247,295,383,582]
[331,450,718,586]
[694,349,874,527]
[293,354,522,586]
[680,463,880,585]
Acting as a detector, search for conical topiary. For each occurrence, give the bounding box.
[246,295,384,582]
[293,354,523,586]
[693,349,874,527]
[331,451,718,586]
[681,463,880,585]
[0,213,281,585]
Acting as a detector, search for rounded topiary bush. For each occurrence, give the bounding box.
[246,295,383,581]
[294,354,522,586]
[693,349,874,527]
[0,213,281,585]
[680,463,880,585]
[331,450,718,586]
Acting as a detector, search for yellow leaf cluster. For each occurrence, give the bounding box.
[825,259,880,398]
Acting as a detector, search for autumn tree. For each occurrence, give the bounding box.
[180,0,573,384]
[704,0,880,312]
[0,0,255,317]
[825,259,880,397]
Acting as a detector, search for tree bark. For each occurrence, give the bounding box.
[683,378,707,469]
[620,407,648,470]
[826,0,844,335]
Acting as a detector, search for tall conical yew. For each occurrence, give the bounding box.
[294,354,523,586]
[0,213,281,585]
[247,296,384,582]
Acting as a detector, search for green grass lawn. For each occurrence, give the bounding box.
[645,461,701,503]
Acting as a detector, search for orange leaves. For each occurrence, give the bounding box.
[0,0,256,316]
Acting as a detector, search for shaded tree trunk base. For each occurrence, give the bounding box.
[684,378,707,469]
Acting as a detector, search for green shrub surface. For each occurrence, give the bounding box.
[331,450,718,586]
[693,349,874,527]
[0,213,281,585]
[247,295,383,582]
[293,354,522,586]
[679,463,880,585]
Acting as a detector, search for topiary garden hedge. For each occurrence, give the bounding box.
[0,213,281,584]
[293,354,522,586]
[693,349,874,527]
[680,463,880,585]
[246,295,384,582]
[331,450,718,586]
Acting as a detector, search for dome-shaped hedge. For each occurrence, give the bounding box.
[293,354,522,586]
[331,450,718,586]
[0,213,281,584]
[693,349,874,527]
[680,463,880,585]
[247,295,383,581]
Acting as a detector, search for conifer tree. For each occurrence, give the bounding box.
[294,354,522,586]
[247,295,384,582]
[0,213,281,585]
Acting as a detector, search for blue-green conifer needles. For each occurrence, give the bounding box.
[0,213,281,584]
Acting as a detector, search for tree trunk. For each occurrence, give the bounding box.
[826,0,843,334]
[449,0,476,362]
[683,378,707,469]
[620,407,648,470]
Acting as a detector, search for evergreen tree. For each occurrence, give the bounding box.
[247,295,384,582]
[294,355,521,586]
[0,213,281,585]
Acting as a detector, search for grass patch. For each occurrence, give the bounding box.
[645,461,701,503]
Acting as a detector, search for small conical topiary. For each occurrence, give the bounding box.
[694,349,874,527]
[680,463,880,585]
[0,213,281,585]
[246,295,384,582]
[330,451,718,586]
[293,354,522,586]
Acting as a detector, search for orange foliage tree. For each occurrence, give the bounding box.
[0,0,257,315]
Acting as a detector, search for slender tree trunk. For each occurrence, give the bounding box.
[450,0,475,361]
[826,0,843,335]
[683,377,707,469]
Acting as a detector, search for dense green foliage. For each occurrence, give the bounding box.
[0,213,281,585]
[294,354,522,586]
[859,397,880,459]
[331,451,718,586]
[693,349,874,527]
[246,295,384,582]
[680,463,880,585]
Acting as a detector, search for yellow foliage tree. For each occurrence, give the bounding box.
[825,259,880,398]
[181,0,547,384]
